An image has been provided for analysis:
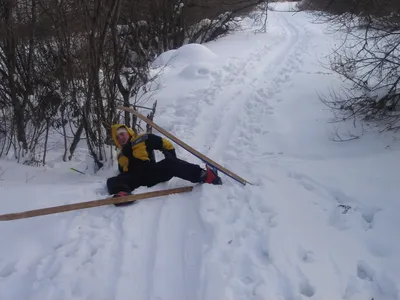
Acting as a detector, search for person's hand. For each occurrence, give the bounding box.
[121,140,133,157]
[162,149,176,159]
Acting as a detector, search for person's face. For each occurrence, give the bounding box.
[116,130,130,146]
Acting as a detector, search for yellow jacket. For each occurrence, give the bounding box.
[111,124,175,173]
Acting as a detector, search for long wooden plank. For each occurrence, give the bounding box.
[0,186,193,221]
[117,106,251,185]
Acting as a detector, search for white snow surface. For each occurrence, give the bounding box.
[1,3,400,300]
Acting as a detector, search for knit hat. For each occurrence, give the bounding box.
[116,127,128,135]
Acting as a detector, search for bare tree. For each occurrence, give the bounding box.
[0,0,271,168]
[299,0,400,132]
[1,0,28,155]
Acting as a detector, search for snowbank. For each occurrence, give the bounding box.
[178,62,214,79]
[151,43,218,69]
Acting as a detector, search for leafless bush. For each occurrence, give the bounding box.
[297,0,400,16]
[185,0,269,42]
[0,0,270,169]
[297,0,400,132]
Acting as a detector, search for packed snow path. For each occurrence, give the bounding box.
[1,3,400,300]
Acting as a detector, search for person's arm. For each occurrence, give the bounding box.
[117,152,130,172]
[146,133,176,158]
[121,133,176,160]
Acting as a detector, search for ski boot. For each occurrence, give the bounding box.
[112,191,135,207]
[202,165,222,185]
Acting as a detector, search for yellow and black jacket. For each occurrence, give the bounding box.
[111,124,176,174]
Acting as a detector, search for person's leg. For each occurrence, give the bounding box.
[141,157,221,187]
[138,160,175,188]
[107,174,136,194]
[164,158,222,184]
[164,158,204,182]
[107,173,146,206]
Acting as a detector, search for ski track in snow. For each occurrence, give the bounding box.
[25,192,125,300]
[195,12,313,299]
[156,10,315,300]
[109,183,211,300]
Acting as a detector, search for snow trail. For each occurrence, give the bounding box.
[147,9,318,300]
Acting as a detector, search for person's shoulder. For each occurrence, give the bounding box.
[131,133,149,142]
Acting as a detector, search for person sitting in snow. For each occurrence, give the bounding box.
[107,124,222,206]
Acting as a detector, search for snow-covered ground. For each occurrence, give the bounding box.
[1,2,400,300]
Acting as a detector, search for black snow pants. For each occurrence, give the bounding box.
[106,157,204,194]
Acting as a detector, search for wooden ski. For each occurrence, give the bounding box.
[117,106,251,186]
[0,186,193,221]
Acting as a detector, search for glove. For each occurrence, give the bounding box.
[162,149,177,159]
[121,140,133,158]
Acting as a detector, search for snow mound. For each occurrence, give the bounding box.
[152,43,218,68]
[178,62,213,79]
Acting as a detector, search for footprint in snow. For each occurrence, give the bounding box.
[36,255,62,281]
[359,206,380,230]
[255,234,272,266]
[238,255,258,285]
[357,260,374,281]
[354,260,399,299]
[287,171,357,205]
[297,246,315,263]
[287,171,380,231]
[0,261,16,278]
[297,268,316,297]
[300,280,315,298]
